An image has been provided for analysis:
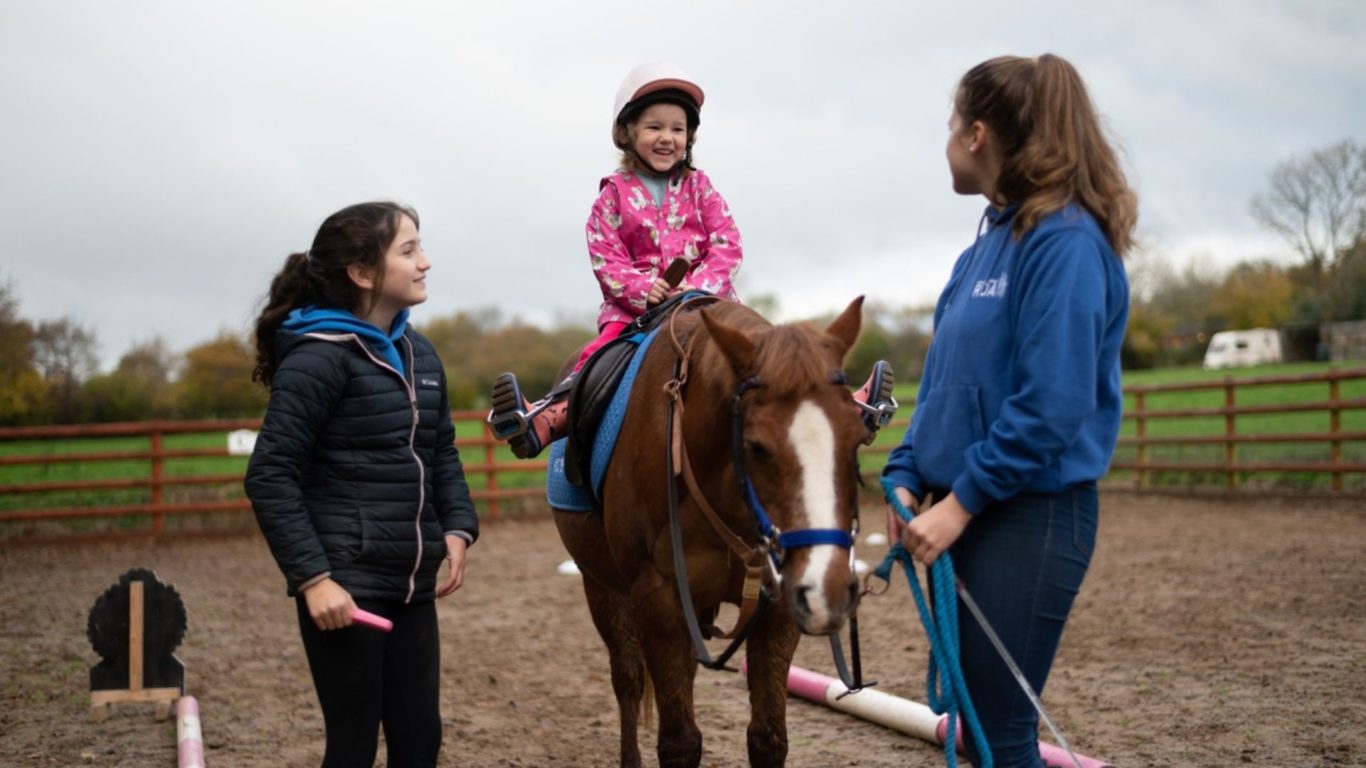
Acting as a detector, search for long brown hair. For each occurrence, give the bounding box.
[956,54,1137,255]
[251,202,418,385]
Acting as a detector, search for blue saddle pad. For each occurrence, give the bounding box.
[546,328,660,511]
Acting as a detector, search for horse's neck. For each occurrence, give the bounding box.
[677,335,742,489]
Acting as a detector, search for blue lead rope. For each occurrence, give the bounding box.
[875,478,993,768]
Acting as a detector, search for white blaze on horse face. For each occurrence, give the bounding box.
[788,400,842,624]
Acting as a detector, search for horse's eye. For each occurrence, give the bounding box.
[746,439,774,462]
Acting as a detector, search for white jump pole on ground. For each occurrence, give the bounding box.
[176,696,205,768]
[758,662,1114,768]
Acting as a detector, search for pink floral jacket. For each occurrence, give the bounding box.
[586,169,743,328]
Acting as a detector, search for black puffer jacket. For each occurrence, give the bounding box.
[245,327,478,602]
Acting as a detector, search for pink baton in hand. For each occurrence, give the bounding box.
[351,608,393,632]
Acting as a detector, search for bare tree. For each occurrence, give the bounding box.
[32,318,99,384]
[0,276,47,424]
[0,275,35,374]
[1251,138,1366,274]
[32,318,99,422]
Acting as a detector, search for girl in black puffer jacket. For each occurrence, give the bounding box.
[246,201,478,768]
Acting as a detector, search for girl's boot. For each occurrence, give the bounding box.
[488,372,571,459]
[853,360,897,442]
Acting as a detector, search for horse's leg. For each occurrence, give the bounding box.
[635,579,703,768]
[554,510,647,767]
[744,607,800,768]
[582,576,646,768]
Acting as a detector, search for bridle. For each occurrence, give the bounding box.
[661,298,872,692]
[729,374,860,588]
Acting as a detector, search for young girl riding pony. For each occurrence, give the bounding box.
[489,62,896,458]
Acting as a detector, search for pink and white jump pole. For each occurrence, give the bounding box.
[176,696,205,768]
[757,662,1113,768]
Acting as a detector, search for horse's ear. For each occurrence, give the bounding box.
[824,296,864,361]
[702,308,756,377]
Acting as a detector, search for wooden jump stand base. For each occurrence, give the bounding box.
[91,686,183,721]
[89,578,185,721]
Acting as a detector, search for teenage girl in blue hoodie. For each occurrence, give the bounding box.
[882,55,1135,768]
[246,202,478,768]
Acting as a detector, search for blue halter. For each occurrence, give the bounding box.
[730,376,857,569]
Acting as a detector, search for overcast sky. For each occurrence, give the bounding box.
[3,1,1364,371]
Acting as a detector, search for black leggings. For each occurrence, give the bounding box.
[296,597,442,768]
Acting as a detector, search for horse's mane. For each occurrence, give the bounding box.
[691,301,841,398]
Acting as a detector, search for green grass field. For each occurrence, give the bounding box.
[4,362,1365,520]
[872,362,1366,491]
[0,425,547,512]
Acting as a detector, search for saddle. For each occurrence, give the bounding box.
[563,291,713,502]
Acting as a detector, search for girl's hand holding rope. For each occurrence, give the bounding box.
[885,486,917,544]
[900,492,973,566]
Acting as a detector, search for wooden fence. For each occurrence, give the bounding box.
[3,367,1365,534]
[0,411,544,532]
[1111,368,1366,492]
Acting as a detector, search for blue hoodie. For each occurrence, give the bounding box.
[281,305,411,379]
[882,204,1129,514]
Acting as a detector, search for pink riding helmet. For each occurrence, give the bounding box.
[611,62,705,144]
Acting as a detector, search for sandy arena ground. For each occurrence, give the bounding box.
[2,492,1363,767]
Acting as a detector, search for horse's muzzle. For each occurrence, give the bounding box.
[790,572,860,635]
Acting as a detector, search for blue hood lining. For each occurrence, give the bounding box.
[282,305,410,378]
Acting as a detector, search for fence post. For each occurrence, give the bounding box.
[1330,377,1343,493]
[484,425,500,520]
[150,426,165,535]
[1224,378,1237,490]
[1135,390,1147,491]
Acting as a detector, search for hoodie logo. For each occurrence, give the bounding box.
[419,377,440,388]
[971,273,1009,299]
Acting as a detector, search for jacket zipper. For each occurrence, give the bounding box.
[398,337,424,604]
[304,331,426,604]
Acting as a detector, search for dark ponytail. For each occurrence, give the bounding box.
[252,252,312,385]
[251,201,419,385]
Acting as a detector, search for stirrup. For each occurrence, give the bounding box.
[487,373,542,436]
[489,372,558,458]
[854,360,898,436]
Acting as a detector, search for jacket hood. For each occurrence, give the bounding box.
[281,305,410,377]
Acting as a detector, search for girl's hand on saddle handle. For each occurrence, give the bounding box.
[302,577,357,631]
[436,534,468,598]
[885,486,917,545]
[646,277,671,306]
[902,492,972,566]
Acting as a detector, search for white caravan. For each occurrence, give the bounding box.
[1202,328,1283,370]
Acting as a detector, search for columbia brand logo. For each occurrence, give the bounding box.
[419,377,440,387]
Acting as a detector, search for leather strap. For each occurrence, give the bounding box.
[662,296,769,644]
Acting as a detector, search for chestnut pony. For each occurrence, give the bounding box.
[553,296,869,768]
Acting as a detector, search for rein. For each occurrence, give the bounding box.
[659,300,871,691]
[661,295,764,671]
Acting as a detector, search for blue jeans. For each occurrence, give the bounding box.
[935,483,1098,768]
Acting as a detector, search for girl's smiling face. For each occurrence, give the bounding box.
[630,102,689,174]
[363,214,429,322]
